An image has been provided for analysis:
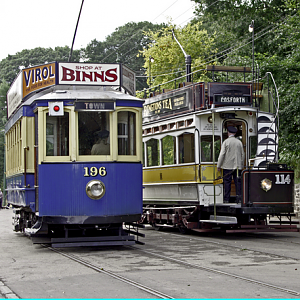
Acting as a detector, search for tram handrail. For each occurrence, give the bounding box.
[266,72,280,162]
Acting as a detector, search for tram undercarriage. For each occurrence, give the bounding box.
[143,204,299,233]
[12,208,145,247]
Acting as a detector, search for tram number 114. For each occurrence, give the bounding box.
[84,166,107,177]
[275,174,291,185]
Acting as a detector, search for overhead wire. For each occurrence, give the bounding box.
[143,8,297,79]
[108,1,196,65]
[101,0,194,63]
[138,10,298,92]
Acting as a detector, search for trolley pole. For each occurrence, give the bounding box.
[172,29,192,82]
[68,0,84,62]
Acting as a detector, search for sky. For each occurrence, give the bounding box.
[0,0,196,62]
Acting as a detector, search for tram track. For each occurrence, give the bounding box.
[40,226,300,299]
[128,245,300,297]
[44,245,174,299]
[44,240,300,298]
[152,228,300,261]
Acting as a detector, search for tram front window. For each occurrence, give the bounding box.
[78,111,110,155]
[118,111,136,155]
[46,113,69,156]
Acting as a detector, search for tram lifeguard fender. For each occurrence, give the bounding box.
[49,101,64,116]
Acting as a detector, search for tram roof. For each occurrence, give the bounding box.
[24,85,143,104]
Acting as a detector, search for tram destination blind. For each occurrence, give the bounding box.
[75,101,115,111]
[214,94,251,105]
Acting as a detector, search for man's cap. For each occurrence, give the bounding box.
[227,126,237,133]
[95,130,109,138]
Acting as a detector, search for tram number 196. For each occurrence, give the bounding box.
[84,167,107,177]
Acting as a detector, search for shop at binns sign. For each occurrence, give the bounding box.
[58,63,120,85]
[7,62,136,118]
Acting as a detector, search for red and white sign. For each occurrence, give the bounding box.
[58,63,120,86]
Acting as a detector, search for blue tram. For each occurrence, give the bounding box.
[5,62,144,246]
[142,65,298,233]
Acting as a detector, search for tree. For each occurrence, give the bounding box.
[139,22,216,95]
[0,81,9,190]
[81,21,166,91]
[266,10,300,176]
[191,0,291,64]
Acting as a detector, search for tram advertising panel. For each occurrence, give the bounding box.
[143,86,194,122]
[58,62,120,86]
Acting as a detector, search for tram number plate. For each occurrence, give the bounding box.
[84,166,107,177]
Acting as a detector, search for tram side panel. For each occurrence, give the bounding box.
[6,114,36,210]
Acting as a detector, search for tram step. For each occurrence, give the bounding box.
[200,215,237,224]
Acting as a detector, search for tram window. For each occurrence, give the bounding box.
[146,138,160,167]
[78,112,110,155]
[46,113,69,156]
[162,135,176,165]
[118,111,136,155]
[179,133,195,163]
[201,136,221,162]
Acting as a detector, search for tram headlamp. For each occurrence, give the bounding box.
[261,178,272,192]
[86,180,105,200]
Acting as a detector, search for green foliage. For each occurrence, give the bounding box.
[140,22,216,93]
[81,21,165,91]
[0,81,9,190]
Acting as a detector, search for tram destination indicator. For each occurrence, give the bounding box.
[143,93,187,117]
[75,101,115,111]
[214,95,251,105]
[209,83,252,106]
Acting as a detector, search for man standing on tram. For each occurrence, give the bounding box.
[217,126,245,203]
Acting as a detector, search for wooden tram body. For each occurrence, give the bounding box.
[5,62,144,246]
[142,66,298,233]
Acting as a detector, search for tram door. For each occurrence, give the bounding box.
[34,112,39,212]
[222,120,247,200]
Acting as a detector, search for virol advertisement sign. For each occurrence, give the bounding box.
[22,62,56,98]
[58,63,120,86]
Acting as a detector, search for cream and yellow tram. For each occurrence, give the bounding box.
[142,66,297,233]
